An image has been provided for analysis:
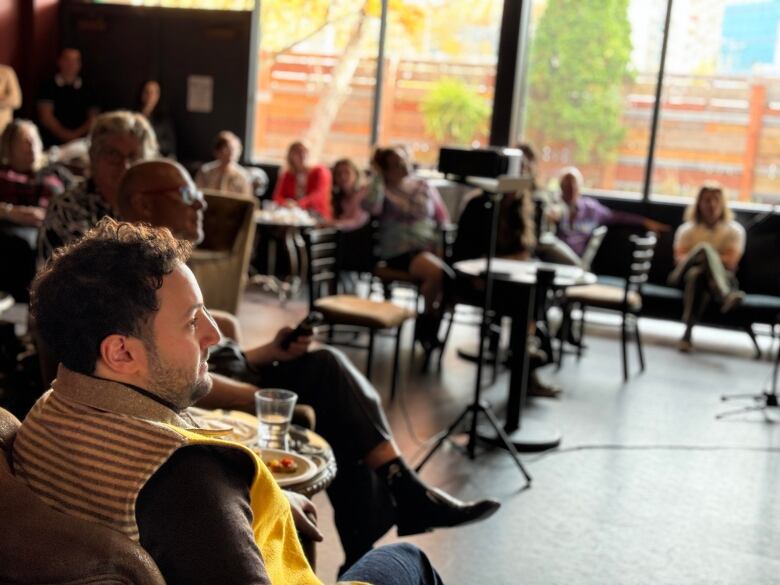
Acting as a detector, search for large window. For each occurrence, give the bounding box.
[519,0,665,196]
[519,0,780,204]
[380,0,503,167]
[253,0,503,168]
[253,1,378,167]
[652,0,780,204]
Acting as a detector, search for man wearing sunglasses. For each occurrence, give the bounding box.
[116,159,501,574]
[118,160,206,243]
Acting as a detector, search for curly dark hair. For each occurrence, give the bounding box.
[31,218,192,375]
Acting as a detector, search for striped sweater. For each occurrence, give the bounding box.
[13,388,184,541]
[11,366,325,585]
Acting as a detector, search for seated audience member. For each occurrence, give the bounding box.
[38,110,157,264]
[137,80,176,158]
[541,166,667,265]
[195,130,252,198]
[331,158,369,231]
[366,146,453,353]
[516,142,555,236]
[0,120,69,226]
[273,141,332,219]
[452,189,535,263]
[0,120,71,299]
[37,48,99,147]
[669,183,746,352]
[0,64,22,135]
[451,186,560,397]
[16,217,447,585]
[116,159,501,569]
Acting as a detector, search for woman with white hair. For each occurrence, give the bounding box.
[0,120,68,227]
[669,183,746,352]
[0,119,72,299]
[38,110,158,264]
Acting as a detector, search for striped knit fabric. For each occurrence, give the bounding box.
[10,371,343,585]
[13,390,184,542]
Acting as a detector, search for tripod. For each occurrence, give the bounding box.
[415,188,532,485]
[717,332,780,419]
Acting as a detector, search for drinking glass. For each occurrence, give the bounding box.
[254,389,297,451]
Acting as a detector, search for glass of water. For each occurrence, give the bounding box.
[254,389,297,451]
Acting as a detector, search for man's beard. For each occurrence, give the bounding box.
[146,344,212,410]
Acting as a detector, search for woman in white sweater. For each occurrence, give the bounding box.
[669,183,746,352]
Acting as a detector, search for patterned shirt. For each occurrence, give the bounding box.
[364,174,450,260]
[38,179,113,265]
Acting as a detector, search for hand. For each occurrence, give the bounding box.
[284,491,323,542]
[6,205,46,227]
[271,326,312,362]
[643,219,671,233]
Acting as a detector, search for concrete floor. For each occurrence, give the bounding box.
[237,286,780,585]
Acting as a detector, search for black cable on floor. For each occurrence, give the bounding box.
[524,443,780,463]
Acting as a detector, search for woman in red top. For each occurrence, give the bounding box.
[272,141,332,219]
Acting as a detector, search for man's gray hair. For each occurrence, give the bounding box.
[88,110,158,162]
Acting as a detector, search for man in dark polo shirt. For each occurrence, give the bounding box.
[37,48,99,147]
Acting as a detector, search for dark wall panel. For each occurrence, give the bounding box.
[60,1,251,162]
[0,1,22,67]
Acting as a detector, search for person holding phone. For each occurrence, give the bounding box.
[116,160,501,572]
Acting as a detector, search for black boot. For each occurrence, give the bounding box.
[377,458,501,536]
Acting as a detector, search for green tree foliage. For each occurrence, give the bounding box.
[525,0,633,163]
[422,78,490,145]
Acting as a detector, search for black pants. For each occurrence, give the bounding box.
[0,223,37,302]
[209,342,398,568]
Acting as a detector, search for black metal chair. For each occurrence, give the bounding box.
[558,232,657,381]
[305,227,414,399]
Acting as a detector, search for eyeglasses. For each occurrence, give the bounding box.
[100,147,142,166]
[140,185,204,206]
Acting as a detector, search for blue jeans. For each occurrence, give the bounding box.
[340,543,444,585]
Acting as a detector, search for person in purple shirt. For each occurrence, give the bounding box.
[544,167,667,263]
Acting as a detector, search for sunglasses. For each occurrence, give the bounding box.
[140,185,204,206]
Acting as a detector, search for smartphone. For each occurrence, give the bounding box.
[281,311,324,350]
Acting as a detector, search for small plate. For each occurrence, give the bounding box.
[187,407,258,445]
[257,448,317,488]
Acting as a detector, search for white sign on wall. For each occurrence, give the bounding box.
[187,75,214,113]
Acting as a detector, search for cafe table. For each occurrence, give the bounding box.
[452,258,596,451]
[252,207,317,305]
[187,407,337,497]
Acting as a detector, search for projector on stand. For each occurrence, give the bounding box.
[438,146,531,193]
[438,146,523,178]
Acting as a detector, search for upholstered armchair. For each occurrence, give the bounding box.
[0,407,166,584]
[189,190,258,315]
